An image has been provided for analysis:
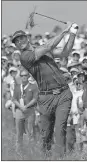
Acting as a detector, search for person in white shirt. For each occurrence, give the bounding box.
[1,56,8,81]
[4,67,18,120]
[12,50,21,67]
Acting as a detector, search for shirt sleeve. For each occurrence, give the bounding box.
[20,50,36,72]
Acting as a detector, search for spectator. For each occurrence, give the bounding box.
[7,60,14,69]
[1,56,8,81]
[70,68,79,78]
[66,113,76,153]
[67,61,82,73]
[12,50,21,67]
[13,69,39,152]
[71,51,80,63]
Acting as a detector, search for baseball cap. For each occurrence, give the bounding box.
[13,50,21,55]
[67,61,81,68]
[1,56,8,61]
[71,50,80,56]
[9,67,17,73]
[77,72,85,77]
[80,56,87,62]
[7,60,13,65]
[73,75,78,80]
[73,75,78,83]
[70,68,79,73]
[12,30,27,43]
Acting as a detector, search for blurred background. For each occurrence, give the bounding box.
[2,1,87,35]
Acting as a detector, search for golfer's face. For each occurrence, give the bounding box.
[15,35,28,50]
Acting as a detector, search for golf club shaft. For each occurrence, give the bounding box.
[35,12,67,24]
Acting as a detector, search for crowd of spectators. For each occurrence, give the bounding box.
[1,24,87,152]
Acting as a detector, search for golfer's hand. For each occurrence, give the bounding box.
[64,21,73,33]
[70,23,79,34]
[71,23,79,30]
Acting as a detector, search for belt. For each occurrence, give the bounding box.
[39,85,68,95]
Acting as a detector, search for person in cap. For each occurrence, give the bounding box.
[1,56,8,70]
[1,56,8,63]
[77,72,85,85]
[68,75,78,94]
[70,67,79,77]
[12,23,79,158]
[83,42,87,57]
[7,60,13,69]
[77,72,87,150]
[71,51,80,62]
[35,34,42,42]
[13,69,39,153]
[12,50,21,67]
[4,43,16,61]
[70,74,84,144]
[3,67,18,124]
[80,56,87,81]
[67,61,82,73]
[82,56,87,69]
[12,30,31,51]
[1,56,8,81]
[4,66,18,94]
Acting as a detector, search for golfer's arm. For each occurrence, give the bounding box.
[61,33,76,57]
[35,31,67,60]
[52,33,76,58]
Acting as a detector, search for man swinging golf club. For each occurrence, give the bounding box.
[12,22,79,158]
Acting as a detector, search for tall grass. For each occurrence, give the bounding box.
[2,96,87,160]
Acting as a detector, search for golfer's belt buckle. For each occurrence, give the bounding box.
[53,89,60,95]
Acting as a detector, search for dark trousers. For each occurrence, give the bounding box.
[38,88,72,157]
[66,125,76,152]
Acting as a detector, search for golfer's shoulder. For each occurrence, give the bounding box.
[21,48,36,62]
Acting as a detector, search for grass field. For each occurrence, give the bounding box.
[1,85,87,160]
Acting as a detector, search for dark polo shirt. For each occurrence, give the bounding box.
[20,49,68,91]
